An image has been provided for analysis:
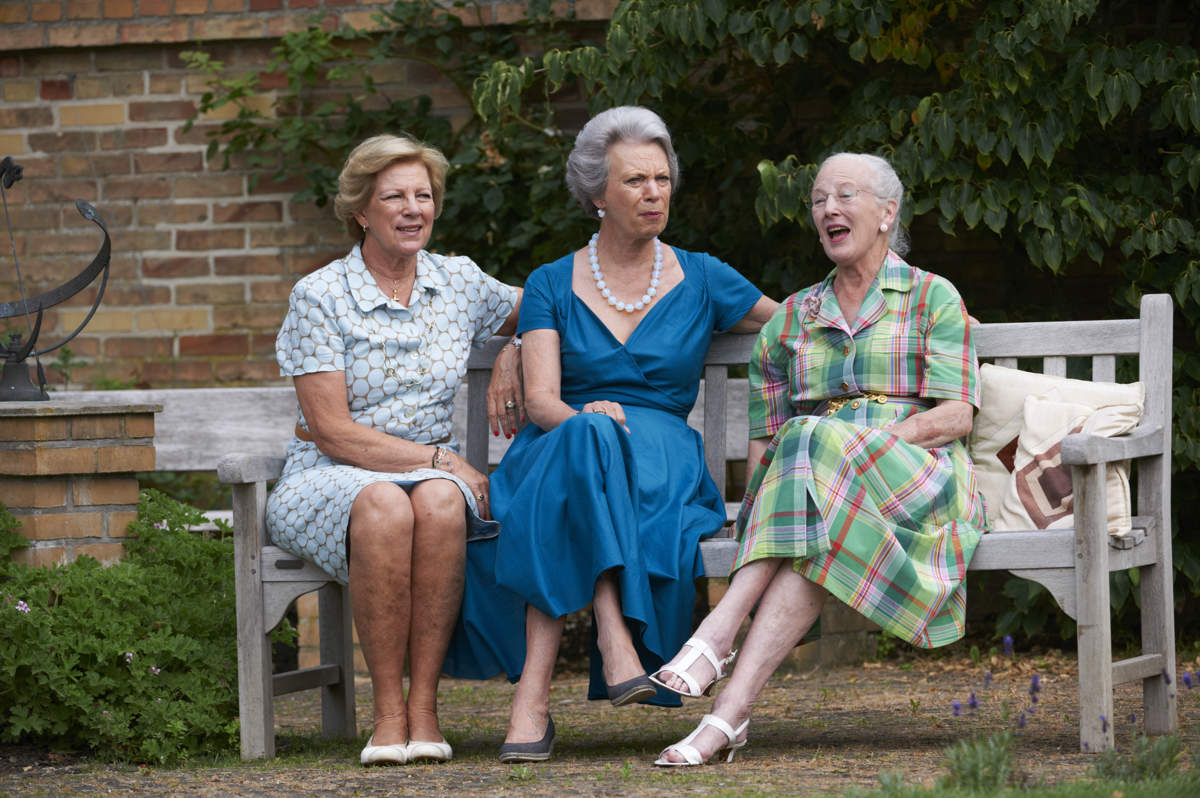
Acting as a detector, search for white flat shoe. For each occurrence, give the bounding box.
[654,713,749,767]
[406,739,453,762]
[360,735,409,765]
[649,637,737,698]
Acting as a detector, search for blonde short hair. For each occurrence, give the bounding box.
[333,134,450,240]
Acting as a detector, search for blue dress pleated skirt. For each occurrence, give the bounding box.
[443,247,763,705]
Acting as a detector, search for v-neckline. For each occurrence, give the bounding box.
[570,247,685,346]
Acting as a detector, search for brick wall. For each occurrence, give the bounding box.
[0,0,617,389]
[0,400,153,566]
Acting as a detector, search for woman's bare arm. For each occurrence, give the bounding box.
[520,328,579,431]
[745,437,770,489]
[887,398,974,449]
[727,295,780,333]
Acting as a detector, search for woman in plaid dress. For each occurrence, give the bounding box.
[651,152,987,766]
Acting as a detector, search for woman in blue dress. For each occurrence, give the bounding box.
[445,106,777,762]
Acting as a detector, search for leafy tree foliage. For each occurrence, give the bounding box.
[475,0,1200,641]
[186,0,1200,639]
[183,0,593,279]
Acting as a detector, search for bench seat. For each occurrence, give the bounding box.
[215,293,1174,758]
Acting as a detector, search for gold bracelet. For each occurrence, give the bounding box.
[432,446,447,470]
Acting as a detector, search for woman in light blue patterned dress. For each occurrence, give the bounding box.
[264,135,522,766]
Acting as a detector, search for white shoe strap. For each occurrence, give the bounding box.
[668,637,721,694]
[700,713,737,745]
[665,742,704,765]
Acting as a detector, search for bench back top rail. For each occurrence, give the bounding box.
[84,295,1172,484]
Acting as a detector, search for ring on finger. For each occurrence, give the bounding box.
[591,408,606,415]
[476,493,486,501]
[505,400,517,410]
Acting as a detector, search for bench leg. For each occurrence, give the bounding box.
[1073,464,1113,752]
[318,583,358,739]
[1139,556,1178,735]
[232,481,275,759]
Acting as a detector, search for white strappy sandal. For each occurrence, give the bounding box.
[653,713,749,767]
[648,636,737,698]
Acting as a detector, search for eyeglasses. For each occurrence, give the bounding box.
[807,187,877,209]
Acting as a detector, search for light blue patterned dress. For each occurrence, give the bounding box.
[265,245,518,583]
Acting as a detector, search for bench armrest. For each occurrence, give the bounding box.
[217,453,286,484]
[1059,424,1165,466]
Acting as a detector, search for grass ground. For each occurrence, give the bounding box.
[3,649,1198,796]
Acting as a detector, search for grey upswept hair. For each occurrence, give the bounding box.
[565,106,681,219]
[818,152,910,257]
[333,134,450,240]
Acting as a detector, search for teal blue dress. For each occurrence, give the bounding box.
[443,247,761,705]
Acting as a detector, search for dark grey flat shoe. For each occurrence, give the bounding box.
[498,715,556,763]
[607,674,658,706]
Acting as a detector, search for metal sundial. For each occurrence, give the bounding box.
[1,155,112,401]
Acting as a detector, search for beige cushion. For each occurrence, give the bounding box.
[969,364,1144,536]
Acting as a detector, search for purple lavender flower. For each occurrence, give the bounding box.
[124,652,134,665]
[968,692,979,711]
[1129,713,1137,724]
[1027,705,1036,714]
[952,700,962,716]
[1100,715,1108,733]
[1183,672,1193,689]
[1030,674,1041,694]
[15,600,30,613]
[984,671,993,689]
[1017,712,1027,729]
[1003,635,1014,657]
[1161,668,1172,686]
[149,666,161,675]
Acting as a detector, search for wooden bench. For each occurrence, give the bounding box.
[215,293,1175,758]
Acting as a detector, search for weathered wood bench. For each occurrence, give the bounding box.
[215,293,1175,759]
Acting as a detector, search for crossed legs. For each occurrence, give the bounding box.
[505,572,645,743]
[348,479,466,747]
[656,557,827,764]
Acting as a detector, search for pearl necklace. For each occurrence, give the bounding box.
[588,232,662,313]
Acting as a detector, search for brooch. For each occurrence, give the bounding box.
[800,293,822,320]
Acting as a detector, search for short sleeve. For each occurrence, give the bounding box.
[918,278,979,407]
[515,265,560,335]
[457,257,519,345]
[702,254,763,331]
[747,305,794,439]
[276,278,347,377]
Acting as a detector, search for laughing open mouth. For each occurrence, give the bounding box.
[826,224,850,241]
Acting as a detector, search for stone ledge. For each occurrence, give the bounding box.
[0,400,162,416]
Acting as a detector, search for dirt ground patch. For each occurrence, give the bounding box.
[4,651,1199,797]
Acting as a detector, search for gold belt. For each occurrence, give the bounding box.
[823,391,891,415]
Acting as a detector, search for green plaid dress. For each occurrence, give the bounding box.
[734,253,987,648]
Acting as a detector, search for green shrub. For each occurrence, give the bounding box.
[0,501,27,557]
[939,732,1014,791]
[1091,733,1184,781]
[0,491,243,764]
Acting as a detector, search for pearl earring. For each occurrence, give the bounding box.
[597,208,606,218]
[880,222,889,232]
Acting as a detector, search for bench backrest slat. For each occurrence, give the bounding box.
[58,297,1165,487]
